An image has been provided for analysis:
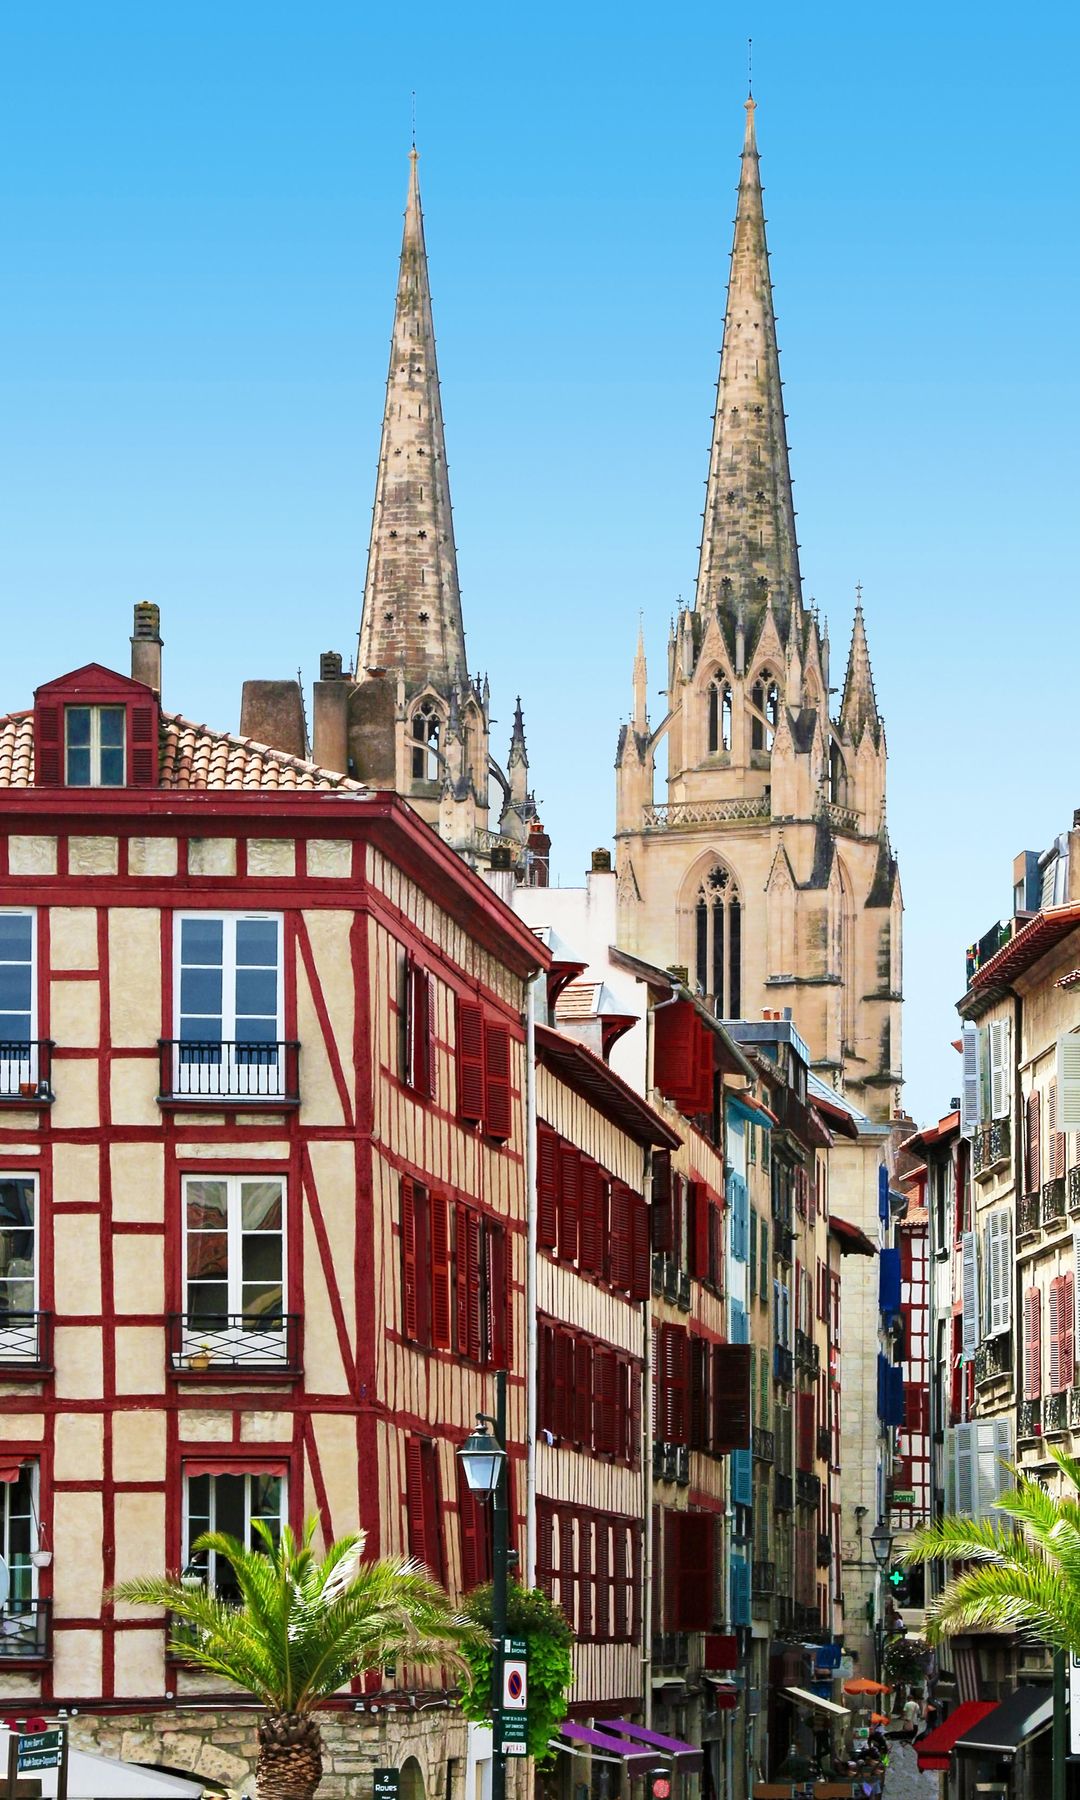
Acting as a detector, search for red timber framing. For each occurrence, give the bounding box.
[0,717,548,1708]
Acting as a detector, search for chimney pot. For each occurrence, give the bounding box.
[591,848,612,873]
[490,847,512,871]
[130,602,163,694]
[320,651,344,682]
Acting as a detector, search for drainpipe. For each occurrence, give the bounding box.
[525,973,541,1587]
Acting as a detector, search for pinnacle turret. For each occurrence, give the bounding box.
[839,598,882,747]
[357,149,468,698]
[695,98,801,640]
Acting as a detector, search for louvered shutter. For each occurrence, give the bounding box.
[1074,1230,1080,1350]
[1024,1286,1042,1400]
[483,1021,512,1141]
[456,1001,485,1124]
[538,1325,555,1435]
[977,1025,991,1128]
[1051,1080,1067,1177]
[630,1192,651,1299]
[558,1145,581,1263]
[579,1161,605,1273]
[960,1023,980,1137]
[554,1330,573,1440]
[34,701,62,786]
[629,1358,641,1468]
[558,1509,576,1627]
[401,1177,419,1341]
[404,1437,428,1568]
[1026,1090,1042,1193]
[575,1337,593,1448]
[457,1454,484,1592]
[1062,1272,1075,1389]
[651,1149,673,1250]
[690,1181,710,1280]
[1059,1034,1080,1130]
[129,700,158,786]
[609,1182,632,1291]
[709,1199,723,1291]
[659,1324,689,1445]
[989,1018,1010,1120]
[455,1205,482,1362]
[749,1207,758,1298]
[731,1446,752,1507]
[710,1342,752,1452]
[577,1515,593,1639]
[537,1503,554,1599]
[654,1002,699,1106]
[612,1523,628,1639]
[1050,1278,1063,1393]
[961,1231,979,1355]
[594,1517,610,1637]
[595,1348,617,1456]
[613,1358,629,1463]
[731,1552,751,1627]
[485,1223,507,1368]
[669,1510,714,1632]
[408,965,435,1098]
[949,1422,975,1515]
[431,1191,451,1349]
[797,1392,815,1472]
[537,1126,559,1249]
[690,1337,709,1451]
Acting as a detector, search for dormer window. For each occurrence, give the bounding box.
[65,706,125,787]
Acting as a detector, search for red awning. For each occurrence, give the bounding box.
[916,1701,998,1771]
[829,1214,877,1257]
[183,1458,289,1479]
[0,1466,23,1483]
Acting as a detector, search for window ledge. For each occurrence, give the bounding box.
[157,1094,301,1110]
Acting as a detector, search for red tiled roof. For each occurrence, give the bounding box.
[0,709,366,795]
[962,904,1080,1012]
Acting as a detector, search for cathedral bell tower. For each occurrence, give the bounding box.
[615,100,901,1119]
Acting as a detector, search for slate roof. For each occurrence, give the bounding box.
[0,709,366,795]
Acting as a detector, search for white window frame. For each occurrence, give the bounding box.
[0,1174,38,1363]
[173,913,284,1097]
[64,704,126,788]
[0,911,38,1096]
[182,1467,286,1596]
[180,1173,287,1365]
[0,1462,40,1654]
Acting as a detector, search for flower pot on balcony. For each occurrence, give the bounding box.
[18,1083,36,1099]
[187,1350,211,1372]
[30,1549,51,1569]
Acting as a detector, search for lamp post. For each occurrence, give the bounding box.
[869,1518,893,1686]
[457,1369,509,1800]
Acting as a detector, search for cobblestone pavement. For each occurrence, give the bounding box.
[882,1737,940,1799]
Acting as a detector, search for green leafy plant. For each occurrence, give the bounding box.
[882,1633,929,1686]
[458,1581,574,1765]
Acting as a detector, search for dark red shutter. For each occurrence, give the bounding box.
[484,1021,512,1141]
[538,1325,555,1435]
[457,1455,491,1591]
[613,1358,629,1463]
[654,1002,699,1106]
[579,1161,605,1272]
[456,1000,485,1124]
[689,1181,710,1280]
[465,1211,482,1362]
[554,1330,573,1439]
[594,1518,610,1638]
[659,1323,689,1446]
[1027,1091,1041,1193]
[537,1126,559,1249]
[797,1392,815,1472]
[609,1182,632,1291]
[630,1192,651,1299]
[668,1511,715,1631]
[577,1515,593,1639]
[409,965,435,1098]
[651,1149,673,1250]
[574,1337,593,1449]
[537,1503,554,1599]
[612,1523,628,1639]
[129,700,158,787]
[406,1438,442,1579]
[401,1177,419,1342]
[34,702,62,786]
[431,1192,451,1349]
[710,1343,752,1452]
[690,1337,709,1451]
[595,1348,617,1456]
[559,1508,576,1627]
[485,1222,507,1368]
[708,1199,723,1291]
[558,1146,581,1263]
[629,1360,641,1469]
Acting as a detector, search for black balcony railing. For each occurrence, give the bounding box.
[158,1041,300,1104]
[651,1632,689,1669]
[775,1473,793,1511]
[794,1602,824,1637]
[167,1313,301,1376]
[0,1043,54,1105]
[1044,1390,1068,1434]
[0,1599,50,1662]
[752,1560,776,1596]
[753,1427,775,1463]
[796,1471,821,1508]
[1070,1168,1080,1216]
[0,1312,52,1373]
[971,1116,1011,1180]
[774,1344,794,1385]
[1017,1192,1040,1238]
[1042,1178,1067,1227]
[974,1333,1011,1386]
[1018,1397,1042,1441]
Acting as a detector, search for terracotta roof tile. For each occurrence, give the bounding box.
[0,708,367,796]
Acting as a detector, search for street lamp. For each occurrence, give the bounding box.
[869,1518,894,1684]
[457,1370,509,1800]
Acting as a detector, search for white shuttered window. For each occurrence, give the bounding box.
[983,1208,1012,1338]
[1059,1033,1080,1132]
[961,1231,980,1356]
[989,1019,1010,1121]
[961,1024,980,1138]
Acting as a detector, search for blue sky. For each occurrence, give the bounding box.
[1,2,1078,1123]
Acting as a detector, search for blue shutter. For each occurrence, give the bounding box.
[731,1552,751,1626]
[731,1297,749,1346]
[876,1353,888,1421]
[890,1365,906,1427]
[879,1247,901,1315]
[731,1448,752,1507]
[730,1173,748,1263]
[878,1163,890,1225]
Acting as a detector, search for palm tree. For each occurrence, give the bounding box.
[113,1518,473,1800]
[903,1444,1080,1653]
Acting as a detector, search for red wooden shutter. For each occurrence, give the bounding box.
[456,1000,485,1124]
[484,1021,512,1141]
[690,1336,709,1451]
[34,702,62,786]
[659,1323,689,1446]
[630,1192,651,1299]
[613,1358,629,1463]
[609,1182,632,1291]
[1064,1273,1076,1385]
[538,1324,555,1435]
[128,700,158,787]
[612,1523,628,1640]
[554,1330,573,1440]
[689,1181,710,1280]
[464,1210,482,1362]
[574,1337,593,1449]
[406,1438,443,1579]
[1051,1080,1066,1178]
[594,1518,610,1637]
[797,1392,815,1472]
[457,1454,481,1592]
[558,1508,576,1626]
[485,1222,507,1368]
[579,1161,604,1272]
[405,1436,427,1566]
[1024,1285,1042,1399]
[422,1440,444,1583]
[709,1199,724,1292]
[1049,1278,1063,1393]
[430,1191,451,1349]
[537,1503,554,1599]
[577,1515,593,1639]
[537,1126,559,1249]
[710,1343,752,1452]
[1027,1091,1041,1193]
[629,1359,641,1469]
[558,1146,581,1263]
[654,1002,698,1106]
[594,1348,617,1456]
[666,1510,715,1631]
[651,1149,673,1250]
[408,965,435,1098]
[630,1524,643,1640]
[401,1178,419,1342]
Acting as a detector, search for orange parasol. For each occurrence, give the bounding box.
[870,1713,889,1725]
[842,1678,890,1695]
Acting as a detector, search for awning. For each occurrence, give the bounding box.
[0,1466,23,1484]
[954,1684,1053,1756]
[726,1090,778,1131]
[183,1458,290,1478]
[784,1686,851,1718]
[557,1725,655,1776]
[603,1721,703,1772]
[915,1702,998,1772]
[829,1215,877,1258]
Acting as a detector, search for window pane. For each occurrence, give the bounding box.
[180,919,224,966]
[66,708,91,747]
[241,1236,282,1286]
[240,1182,282,1232]
[98,710,125,747]
[249,1474,282,1536]
[235,969,277,1022]
[66,747,91,786]
[187,1283,229,1325]
[186,1232,228,1279]
[179,968,223,1017]
[186,1181,227,1228]
[0,918,31,960]
[235,921,279,967]
[0,1181,34,1233]
[214,1474,246,1541]
[99,747,125,787]
[0,969,33,1014]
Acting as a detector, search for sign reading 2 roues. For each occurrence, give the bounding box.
[373,1771,400,1800]
[499,1637,529,1755]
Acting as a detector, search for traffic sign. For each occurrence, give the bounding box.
[498,1639,528,1754]
[373,1771,400,1800]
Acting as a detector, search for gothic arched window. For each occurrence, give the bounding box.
[411,702,441,781]
[694,864,742,1019]
[750,675,780,752]
[707,680,733,755]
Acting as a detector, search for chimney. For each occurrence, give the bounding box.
[312,651,349,775]
[240,681,306,760]
[490,846,512,870]
[526,819,551,889]
[591,847,612,873]
[131,602,162,694]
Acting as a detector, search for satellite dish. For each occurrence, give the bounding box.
[0,1556,9,1610]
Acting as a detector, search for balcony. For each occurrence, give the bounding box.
[816,1427,832,1463]
[0,1312,52,1376]
[796,1471,821,1508]
[677,1271,691,1313]
[816,1533,832,1568]
[1018,1397,1042,1442]
[642,797,770,832]
[774,1225,795,1265]
[1042,1178,1067,1228]
[1071,1387,1080,1432]
[775,1473,794,1511]
[774,1344,794,1385]
[0,1043,54,1106]
[158,1040,300,1106]
[0,1600,50,1663]
[794,1329,820,1377]
[167,1313,301,1378]
[794,1602,824,1637]
[974,1333,1012,1386]
[651,1632,689,1669]
[971,1116,1011,1181]
[752,1560,776,1596]
[1070,1167,1080,1215]
[1017,1192,1040,1239]
[753,1427,775,1463]
[1044,1390,1068,1436]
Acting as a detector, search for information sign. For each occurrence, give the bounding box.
[17,1732,64,1774]
[373,1771,400,1800]
[498,1638,529,1755]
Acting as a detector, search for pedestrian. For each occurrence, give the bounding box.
[901,1693,923,1738]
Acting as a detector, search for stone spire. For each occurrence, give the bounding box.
[633,618,648,732]
[508,696,529,808]
[839,596,882,746]
[695,98,801,640]
[357,149,468,698]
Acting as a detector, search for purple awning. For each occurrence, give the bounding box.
[558,1725,655,1776]
[604,1722,704,1772]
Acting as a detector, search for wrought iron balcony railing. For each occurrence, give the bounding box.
[1070,1167,1080,1215]
[1018,1397,1042,1441]
[1071,1386,1080,1431]
[1044,1390,1068,1435]
[167,1313,301,1376]
[971,1116,1011,1180]
[158,1040,300,1104]
[773,1344,794,1385]
[752,1560,776,1596]
[796,1471,821,1508]
[0,1312,52,1374]
[1042,1178,1067,1227]
[794,1602,824,1636]
[753,1427,775,1463]
[0,1042,54,1105]
[974,1333,1011,1385]
[1017,1191,1040,1238]
[0,1599,51,1662]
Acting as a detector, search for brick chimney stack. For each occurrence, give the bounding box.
[130,602,162,694]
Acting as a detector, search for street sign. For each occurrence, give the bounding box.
[498,1638,528,1755]
[17,1733,63,1773]
[1070,1654,1080,1757]
[373,1771,400,1800]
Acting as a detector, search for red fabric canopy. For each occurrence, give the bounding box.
[0,1466,24,1483]
[916,1702,998,1772]
[183,1458,289,1479]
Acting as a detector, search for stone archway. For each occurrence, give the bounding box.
[400,1756,426,1800]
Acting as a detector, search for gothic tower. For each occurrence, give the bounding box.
[615,100,901,1119]
[313,150,545,874]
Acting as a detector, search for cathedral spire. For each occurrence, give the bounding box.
[839,595,881,746]
[357,149,468,698]
[695,98,801,638]
[633,618,648,732]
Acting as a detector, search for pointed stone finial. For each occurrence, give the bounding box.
[744,94,758,152]
[839,594,881,747]
[633,619,648,733]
